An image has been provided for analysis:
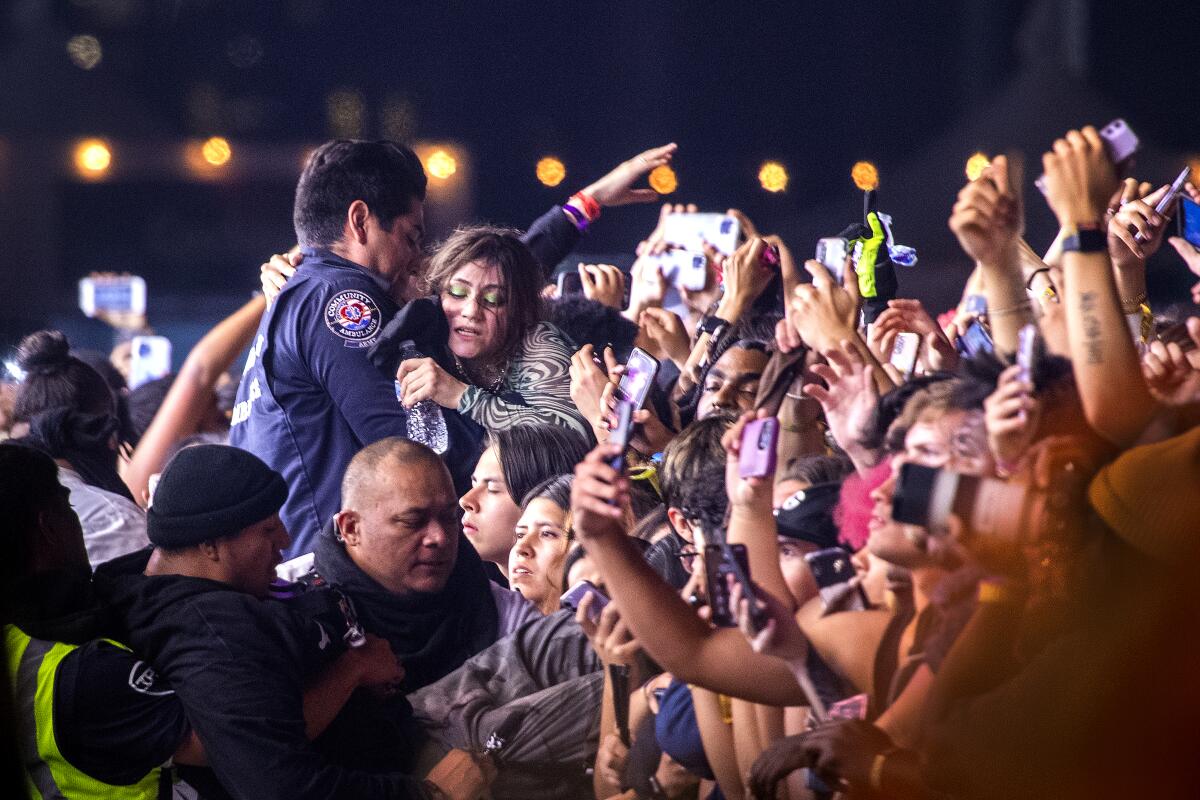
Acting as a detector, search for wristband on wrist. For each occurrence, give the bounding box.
[569,191,601,222]
[560,202,590,232]
[1060,222,1106,254]
[698,314,730,337]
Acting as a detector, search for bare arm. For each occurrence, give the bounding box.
[122,295,265,503]
[571,446,808,706]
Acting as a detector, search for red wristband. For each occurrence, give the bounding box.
[570,191,601,222]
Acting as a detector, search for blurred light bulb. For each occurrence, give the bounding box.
[965,152,991,181]
[649,165,677,195]
[74,139,112,178]
[66,34,102,70]
[536,157,566,187]
[201,136,232,166]
[425,149,457,180]
[851,161,879,191]
[758,161,788,193]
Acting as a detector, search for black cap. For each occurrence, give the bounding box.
[148,444,288,548]
[773,482,841,548]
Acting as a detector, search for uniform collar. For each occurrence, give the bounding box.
[300,247,393,294]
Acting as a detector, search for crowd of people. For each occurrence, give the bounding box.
[3,125,1200,799]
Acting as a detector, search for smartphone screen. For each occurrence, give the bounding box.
[815,237,847,283]
[616,348,659,409]
[1179,197,1200,248]
[661,213,740,256]
[1016,323,1039,383]
[704,543,752,628]
[129,335,172,390]
[889,332,920,378]
[556,271,584,296]
[956,320,994,358]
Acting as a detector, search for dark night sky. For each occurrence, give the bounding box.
[2,0,1199,349]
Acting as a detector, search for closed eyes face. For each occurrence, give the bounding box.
[458,446,520,567]
[442,261,509,361]
[697,347,768,420]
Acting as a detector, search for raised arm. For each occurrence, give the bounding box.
[570,444,808,706]
[1041,126,1156,446]
[122,295,265,504]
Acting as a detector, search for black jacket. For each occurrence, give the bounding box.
[95,549,431,800]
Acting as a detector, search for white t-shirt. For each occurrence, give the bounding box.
[58,466,149,567]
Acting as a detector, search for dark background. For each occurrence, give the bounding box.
[1,0,1198,360]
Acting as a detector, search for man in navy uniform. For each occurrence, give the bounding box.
[230,140,481,559]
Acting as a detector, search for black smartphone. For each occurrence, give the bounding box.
[804,547,867,612]
[616,347,660,409]
[556,271,584,296]
[607,400,635,474]
[704,543,761,629]
[956,319,994,358]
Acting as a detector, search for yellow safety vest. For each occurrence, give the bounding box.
[4,624,163,800]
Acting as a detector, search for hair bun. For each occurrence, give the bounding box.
[16,330,72,374]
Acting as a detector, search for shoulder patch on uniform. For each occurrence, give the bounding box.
[324,290,381,344]
[128,660,175,697]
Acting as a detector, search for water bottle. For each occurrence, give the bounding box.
[395,342,449,454]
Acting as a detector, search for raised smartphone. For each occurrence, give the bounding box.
[739,417,779,479]
[804,547,868,612]
[616,347,659,409]
[78,274,146,318]
[560,580,611,623]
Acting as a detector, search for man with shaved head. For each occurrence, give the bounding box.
[305,438,536,693]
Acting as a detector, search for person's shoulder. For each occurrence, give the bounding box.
[522,321,576,356]
[489,582,540,637]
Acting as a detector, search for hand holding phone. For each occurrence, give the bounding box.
[615,347,660,409]
[804,548,868,612]
[560,580,611,623]
[607,400,635,474]
[739,417,779,479]
[1134,166,1192,244]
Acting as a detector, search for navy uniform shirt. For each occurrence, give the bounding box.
[229,248,481,558]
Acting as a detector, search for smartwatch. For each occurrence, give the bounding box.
[1060,223,1106,254]
[698,314,730,337]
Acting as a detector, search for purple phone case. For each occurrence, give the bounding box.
[739,417,779,478]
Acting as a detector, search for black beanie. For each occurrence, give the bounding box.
[148,444,288,548]
[773,482,841,548]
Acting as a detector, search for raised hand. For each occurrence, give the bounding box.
[261,250,303,305]
[984,364,1041,470]
[948,154,1023,268]
[639,307,691,368]
[802,341,879,464]
[569,344,619,440]
[730,579,808,663]
[720,411,775,508]
[570,444,631,540]
[575,597,641,666]
[578,263,627,309]
[580,143,678,207]
[1141,320,1200,406]
[789,259,861,354]
[1167,235,1200,303]
[1108,182,1171,265]
[1041,127,1121,228]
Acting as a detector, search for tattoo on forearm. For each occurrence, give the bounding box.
[1078,291,1104,365]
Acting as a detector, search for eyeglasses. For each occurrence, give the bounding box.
[678,546,698,574]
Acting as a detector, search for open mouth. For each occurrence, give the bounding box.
[510,565,533,578]
[454,326,482,339]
